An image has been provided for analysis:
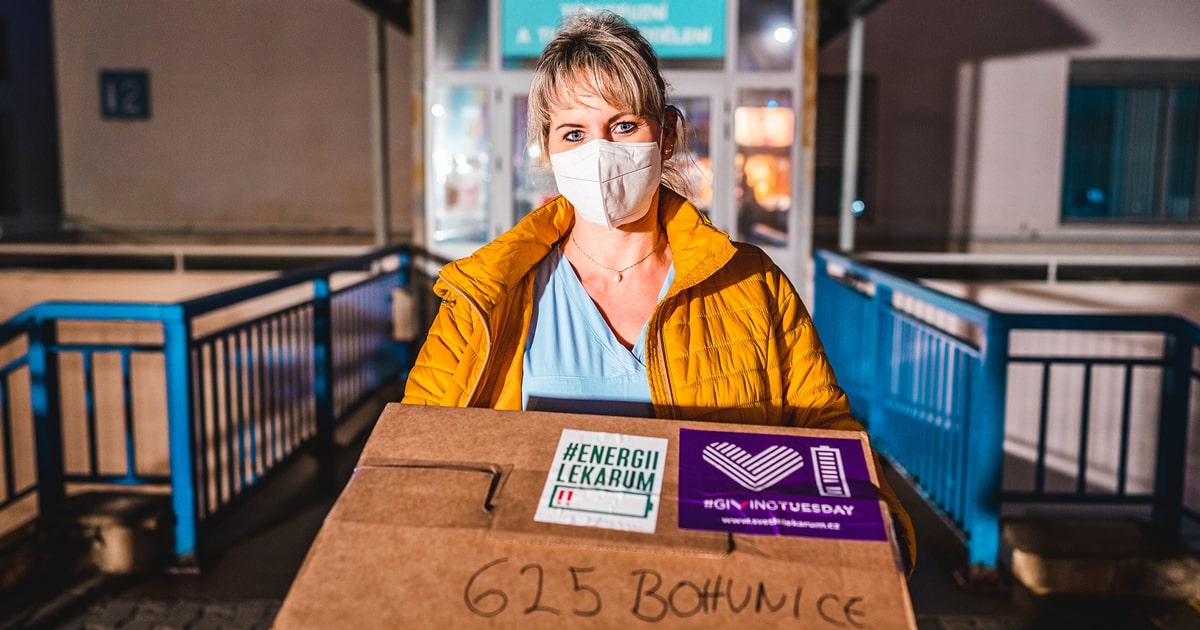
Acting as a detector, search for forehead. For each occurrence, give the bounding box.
[547,71,638,116]
[549,91,629,122]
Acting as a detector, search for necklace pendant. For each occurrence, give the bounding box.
[613,271,623,282]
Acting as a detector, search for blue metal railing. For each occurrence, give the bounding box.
[813,249,1200,567]
[0,244,441,562]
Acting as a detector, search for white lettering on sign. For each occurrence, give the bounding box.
[559,3,669,21]
[641,25,712,46]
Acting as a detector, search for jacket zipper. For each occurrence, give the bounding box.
[651,298,675,418]
[656,327,674,417]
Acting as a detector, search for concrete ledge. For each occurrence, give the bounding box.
[1005,518,1200,598]
[42,491,174,576]
[0,520,39,592]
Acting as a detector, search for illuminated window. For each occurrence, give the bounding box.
[733,106,794,148]
[735,89,794,246]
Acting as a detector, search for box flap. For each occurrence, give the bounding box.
[333,466,498,529]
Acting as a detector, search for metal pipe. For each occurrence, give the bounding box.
[838,14,865,253]
[370,14,392,247]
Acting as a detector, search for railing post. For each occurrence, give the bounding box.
[392,249,415,372]
[811,254,835,353]
[397,249,412,290]
[162,306,199,562]
[28,317,65,513]
[869,282,893,445]
[1153,324,1191,535]
[313,277,336,490]
[962,314,1010,567]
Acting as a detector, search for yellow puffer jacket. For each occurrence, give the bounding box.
[402,187,915,574]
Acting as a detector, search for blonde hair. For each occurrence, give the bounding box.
[527,11,693,196]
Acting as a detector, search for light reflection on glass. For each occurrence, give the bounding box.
[434,0,488,70]
[738,0,795,71]
[512,95,559,222]
[431,85,490,245]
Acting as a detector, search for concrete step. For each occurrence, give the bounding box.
[1003,518,1200,598]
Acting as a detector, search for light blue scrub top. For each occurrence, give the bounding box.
[522,246,675,417]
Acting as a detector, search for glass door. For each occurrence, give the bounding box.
[427,83,492,258]
[667,78,725,231]
[731,82,801,278]
[423,0,811,290]
[506,86,558,225]
[734,87,797,248]
[670,77,803,278]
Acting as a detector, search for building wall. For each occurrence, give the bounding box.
[53,0,414,241]
[820,0,1200,254]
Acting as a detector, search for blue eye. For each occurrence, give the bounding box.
[563,130,584,143]
[614,121,638,135]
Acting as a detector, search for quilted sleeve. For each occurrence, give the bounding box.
[768,265,849,429]
[400,281,475,406]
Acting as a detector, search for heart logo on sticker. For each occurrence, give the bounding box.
[702,442,805,492]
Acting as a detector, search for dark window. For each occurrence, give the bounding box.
[0,19,10,81]
[0,109,17,216]
[814,75,877,217]
[1061,60,1200,223]
[435,0,487,70]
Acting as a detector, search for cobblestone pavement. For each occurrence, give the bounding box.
[917,599,1200,630]
[28,599,1199,630]
[39,599,280,630]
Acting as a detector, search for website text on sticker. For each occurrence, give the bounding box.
[677,428,887,541]
[535,429,669,534]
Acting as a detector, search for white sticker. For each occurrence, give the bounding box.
[534,429,669,534]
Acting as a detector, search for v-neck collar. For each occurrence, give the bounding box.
[552,246,675,364]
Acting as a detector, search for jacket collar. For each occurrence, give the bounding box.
[657,187,738,296]
[437,186,737,311]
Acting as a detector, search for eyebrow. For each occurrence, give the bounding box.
[552,112,641,133]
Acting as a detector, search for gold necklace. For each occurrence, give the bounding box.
[571,232,659,282]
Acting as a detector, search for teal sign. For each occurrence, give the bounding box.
[502,1,726,59]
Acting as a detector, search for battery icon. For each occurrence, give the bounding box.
[812,446,850,497]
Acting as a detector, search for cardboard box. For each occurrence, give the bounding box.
[275,404,915,629]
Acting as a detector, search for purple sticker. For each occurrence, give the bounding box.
[677,428,887,542]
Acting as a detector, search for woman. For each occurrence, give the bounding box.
[402,10,914,575]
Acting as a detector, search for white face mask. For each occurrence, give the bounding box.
[550,139,662,229]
